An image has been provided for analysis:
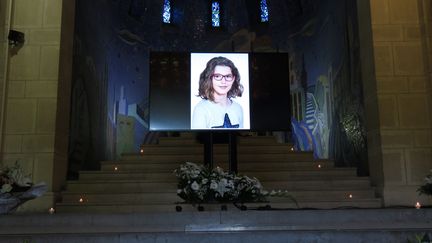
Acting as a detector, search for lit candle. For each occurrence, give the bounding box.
[79,197,83,203]
[349,194,353,199]
[140,148,144,154]
[114,166,118,171]
[290,147,294,151]
[48,207,55,214]
[318,164,322,169]
[415,202,421,209]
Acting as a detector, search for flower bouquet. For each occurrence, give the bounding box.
[0,162,47,214]
[174,162,275,206]
[418,170,432,196]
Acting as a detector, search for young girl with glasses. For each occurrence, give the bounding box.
[192,56,244,129]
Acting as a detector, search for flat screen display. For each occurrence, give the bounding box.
[190,53,250,130]
[149,52,290,132]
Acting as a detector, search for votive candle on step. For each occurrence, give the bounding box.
[48,207,55,214]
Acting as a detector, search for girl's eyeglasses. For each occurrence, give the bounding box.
[212,74,234,82]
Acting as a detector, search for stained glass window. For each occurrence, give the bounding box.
[260,0,269,22]
[162,0,171,24]
[211,1,220,27]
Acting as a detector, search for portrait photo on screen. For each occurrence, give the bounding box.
[190,53,250,130]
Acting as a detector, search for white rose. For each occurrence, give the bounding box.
[227,180,233,186]
[1,183,13,193]
[210,182,218,190]
[191,181,200,191]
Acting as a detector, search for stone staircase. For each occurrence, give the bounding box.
[3,209,432,243]
[56,134,382,213]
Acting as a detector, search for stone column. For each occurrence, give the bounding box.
[0,0,63,212]
[420,0,432,128]
[370,0,432,206]
[0,1,12,151]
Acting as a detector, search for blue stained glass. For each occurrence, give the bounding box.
[260,0,269,22]
[162,0,171,24]
[211,1,220,27]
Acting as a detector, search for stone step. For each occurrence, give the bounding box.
[118,153,316,163]
[55,203,189,213]
[5,209,430,229]
[99,161,334,172]
[57,133,381,213]
[61,192,180,204]
[158,137,199,145]
[55,199,383,213]
[4,209,431,243]
[178,132,196,138]
[262,178,372,190]
[244,169,358,179]
[79,168,357,181]
[79,171,177,181]
[60,189,376,204]
[100,161,183,172]
[234,161,335,171]
[137,144,297,155]
[268,189,377,201]
[157,135,280,146]
[65,178,372,193]
[66,181,177,192]
[237,136,280,144]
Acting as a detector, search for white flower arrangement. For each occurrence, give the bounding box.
[174,162,268,204]
[0,161,47,214]
[418,170,432,196]
[0,162,32,194]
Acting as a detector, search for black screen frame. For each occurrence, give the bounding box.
[149,52,291,132]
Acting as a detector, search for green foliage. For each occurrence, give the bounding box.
[408,233,431,243]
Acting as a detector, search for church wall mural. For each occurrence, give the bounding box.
[69,0,368,178]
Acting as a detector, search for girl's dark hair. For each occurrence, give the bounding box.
[198,56,243,102]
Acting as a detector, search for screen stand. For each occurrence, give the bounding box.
[203,132,237,174]
[228,132,238,174]
[204,132,214,169]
